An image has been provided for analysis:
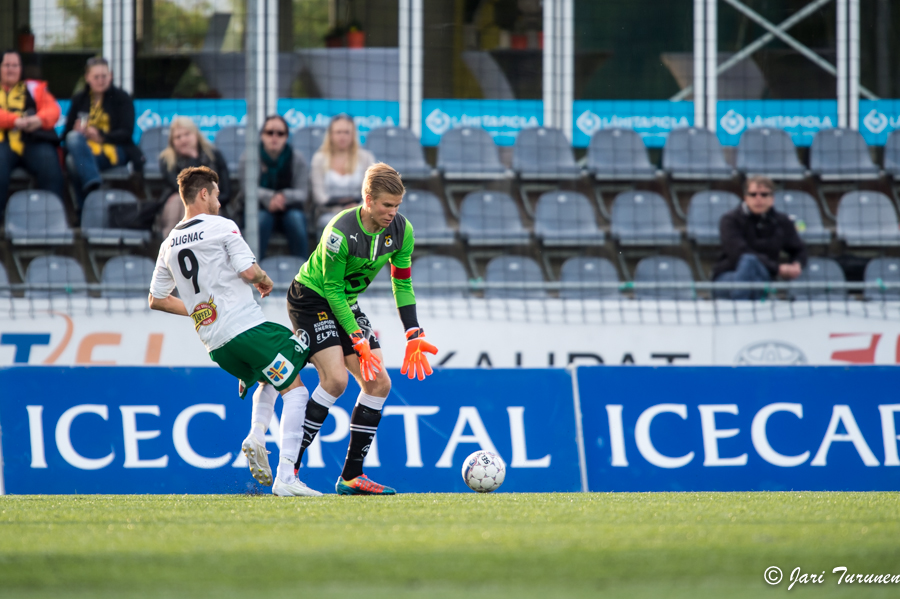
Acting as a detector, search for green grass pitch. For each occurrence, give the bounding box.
[1,492,898,598]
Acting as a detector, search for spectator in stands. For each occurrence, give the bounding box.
[157,117,230,237]
[0,49,65,215]
[310,114,375,210]
[713,175,807,300]
[62,57,144,210]
[239,115,309,259]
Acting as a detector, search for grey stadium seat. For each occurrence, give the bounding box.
[367,267,393,298]
[773,190,831,245]
[686,190,740,245]
[610,190,681,246]
[884,130,900,179]
[633,256,695,300]
[0,261,9,297]
[513,127,582,180]
[4,190,74,246]
[291,126,327,163]
[259,256,305,286]
[82,190,151,246]
[365,127,434,179]
[663,127,734,180]
[438,127,508,180]
[214,126,246,174]
[412,255,469,299]
[790,257,846,301]
[101,255,155,298]
[458,190,530,246]
[484,255,547,299]
[560,257,619,300]
[836,191,900,246]
[139,126,169,180]
[864,258,900,301]
[534,191,604,246]
[587,128,657,181]
[398,190,454,245]
[736,127,806,180]
[810,128,880,181]
[25,255,87,298]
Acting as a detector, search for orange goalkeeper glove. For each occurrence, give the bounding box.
[401,328,438,381]
[350,331,381,382]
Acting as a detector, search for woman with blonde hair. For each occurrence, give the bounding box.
[156,116,230,236]
[310,114,375,210]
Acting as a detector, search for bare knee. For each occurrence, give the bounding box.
[319,366,348,397]
[361,369,391,398]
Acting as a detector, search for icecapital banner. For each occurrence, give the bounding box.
[0,367,580,494]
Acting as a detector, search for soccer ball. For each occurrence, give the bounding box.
[461,450,506,493]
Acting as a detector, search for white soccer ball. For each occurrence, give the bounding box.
[461,450,506,493]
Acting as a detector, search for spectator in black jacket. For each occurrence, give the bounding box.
[62,57,143,209]
[713,175,807,300]
[156,116,230,237]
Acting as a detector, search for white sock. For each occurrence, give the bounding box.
[278,386,309,482]
[311,385,339,408]
[357,392,387,411]
[250,384,278,442]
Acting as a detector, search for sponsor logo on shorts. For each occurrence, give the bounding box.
[326,233,342,253]
[317,331,338,344]
[317,311,328,321]
[264,353,294,385]
[292,330,309,352]
[190,296,218,330]
[314,319,336,333]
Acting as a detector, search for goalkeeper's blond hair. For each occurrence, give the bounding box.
[362,162,405,201]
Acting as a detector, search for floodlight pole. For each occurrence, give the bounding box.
[705,0,717,133]
[244,0,261,256]
[102,0,134,94]
[542,0,573,138]
[692,0,705,129]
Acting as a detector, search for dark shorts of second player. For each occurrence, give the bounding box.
[287,281,381,360]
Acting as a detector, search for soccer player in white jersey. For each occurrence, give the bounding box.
[148,165,321,497]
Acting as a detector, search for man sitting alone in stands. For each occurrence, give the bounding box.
[712,175,807,300]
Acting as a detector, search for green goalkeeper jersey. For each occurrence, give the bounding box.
[296,206,416,335]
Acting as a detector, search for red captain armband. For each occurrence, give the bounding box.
[391,265,412,280]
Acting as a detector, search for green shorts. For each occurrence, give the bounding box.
[209,321,310,398]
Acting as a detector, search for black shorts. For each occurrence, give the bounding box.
[287,281,381,359]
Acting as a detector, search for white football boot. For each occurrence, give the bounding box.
[241,435,273,487]
[273,476,324,497]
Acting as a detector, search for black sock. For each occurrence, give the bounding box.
[293,398,330,470]
[340,403,381,481]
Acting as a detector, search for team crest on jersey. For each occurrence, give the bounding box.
[264,353,294,385]
[384,234,393,248]
[190,296,218,330]
[325,233,342,253]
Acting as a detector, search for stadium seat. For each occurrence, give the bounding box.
[291,126,327,163]
[139,126,169,180]
[215,126,246,174]
[663,127,734,180]
[259,255,305,287]
[82,190,151,246]
[559,257,620,300]
[412,255,470,299]
[836,191,900,246]
[773,190,831,245]
[438,127,508,180]
[736,127,806,180]
[4,190,74,246]
[864,257,900,301]
[367,266,393,298]
[100,255,155,298]
[398,190,455,245]
[633,256,695,300]
[884,130,900,179]
[610,191,681,246]
[365,127,434,179]
[790,257,846,301]
[0,261,9,297]
[809,128,880,181]
[587,128,657,181]
[533,191,604,247]
[513,127,582,180]
[686,190,740,245]
[458,190,530,246]
[25,255,88,299]
[484,255,547,299]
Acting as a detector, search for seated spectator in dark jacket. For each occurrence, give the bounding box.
[712,175,807,300]
[239,115,310,259]
[62,57,143,209]
[0,50,65,214]
[157,116,230,237]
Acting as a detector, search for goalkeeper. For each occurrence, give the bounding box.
[286,162,437,495]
